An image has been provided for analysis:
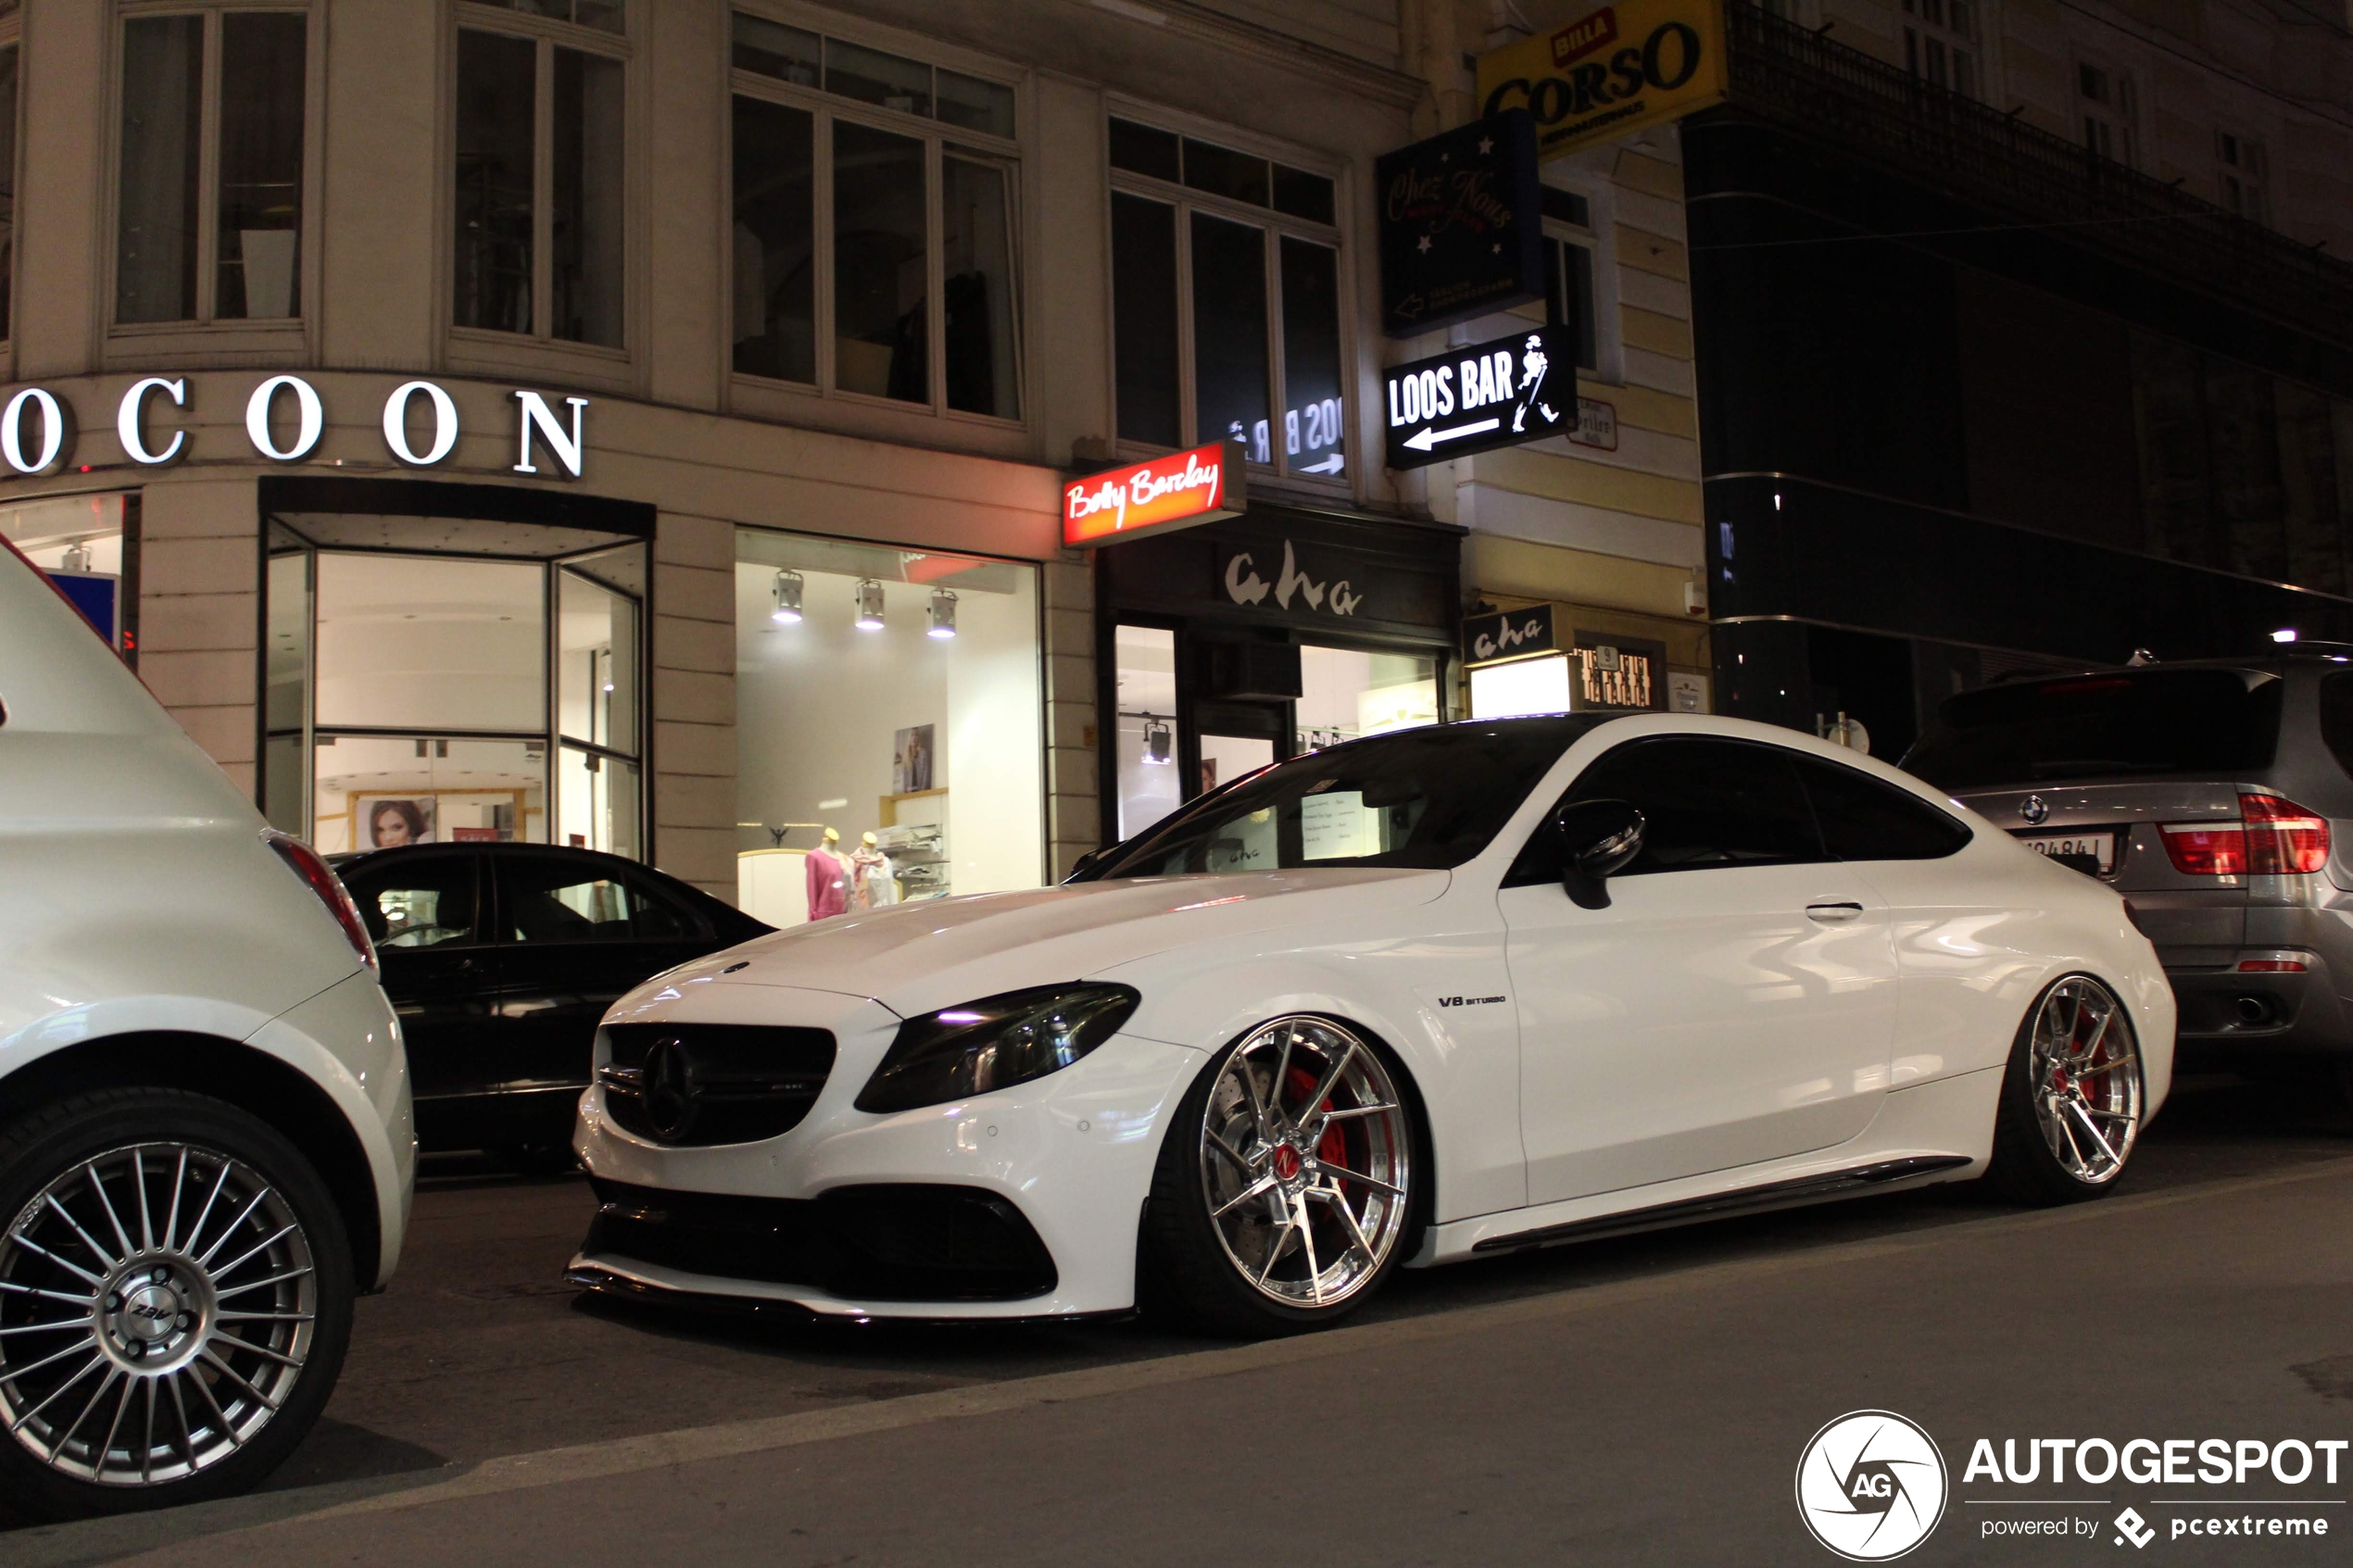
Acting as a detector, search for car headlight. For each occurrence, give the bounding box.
[855,984,1141,1113]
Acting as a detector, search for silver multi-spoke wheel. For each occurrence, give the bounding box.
[1198,1017,1412,1310]
[2026,977,2142,1185]
[0,1141,318,1487]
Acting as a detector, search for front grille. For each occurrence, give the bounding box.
[582,1179,1059,1302]
[598,1022,836,1148]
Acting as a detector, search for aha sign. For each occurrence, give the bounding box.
[1063,440,1246,547]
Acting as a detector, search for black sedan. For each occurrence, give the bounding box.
[333,844,770,1162]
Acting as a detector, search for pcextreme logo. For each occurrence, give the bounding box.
[1796,1411,1951,1561]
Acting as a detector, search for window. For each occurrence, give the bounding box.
[495,856,699,944]
[117,8,308,325]
[1791,756,1971,860]
[1901,0,1979,99]
[0,33,18,340]
[341,855,483,950]
[453,6,626,347]
[2078,60,2137,168]
[1540,186,1601,375]
[1110,117,1345,479]
[1553,736,1824,874]
[2216,132,2268,226]
[730,14,1022,420]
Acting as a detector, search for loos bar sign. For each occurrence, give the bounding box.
[1383,324,1576,470]
[1063,440,1247,547]
[0,375,592,479]
[1476,0,1728,161]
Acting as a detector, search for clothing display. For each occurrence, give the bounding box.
[805,845,849,921]
[849,847,898,911]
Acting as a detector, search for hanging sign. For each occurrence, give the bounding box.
[1476,0,1729,163]
[1375,110,1545,339]
[1463,603,1558,667]
[1568,633,1669,712]
[1382,324,1577,470]
[1063,440,1245,547]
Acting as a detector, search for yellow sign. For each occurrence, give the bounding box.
[1475,0,1728,161]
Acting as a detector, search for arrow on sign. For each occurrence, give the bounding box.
[1401,417,1501,453]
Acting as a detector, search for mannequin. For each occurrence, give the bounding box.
[805,827,849,921]
[849,830,896,912]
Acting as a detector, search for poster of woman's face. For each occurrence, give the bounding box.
[363,797,434,848]
[893,724,935,795]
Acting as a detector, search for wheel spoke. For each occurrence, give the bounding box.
[211,1222,298,1284]
[1253,1220,1294,1289]
[208,1331,305,1371]
[1303,1041,1358,1126]
[166,1368,197,1470]
[1296,1194,1323,1306]
[2071,1004,2113,1064]
[195,1186,275,1270]
[8,1235,104,1288]
[0,1316,96,1337]
[0,1280,96,1307]
[1318,1160,1403,1198]
[215,1311,316,1325]
[132,1149,155,1254]
[1212,1173,1279,1220]
[185,1358,247,1443]
[1234,1056,1273,1144]
[1268,1025,1297,1132]
[1319,1102,1399,1123]
[1312,1184,1378,1263]
[84,1165,136,1262]
[182,1160,233,1264]
[215,1265,314,1299]
[42,1193,121,1272]
[7,1352,103,1434]
[1205,1128,1258,1177]
[161,1148,190,1255]
[95,1372,134,1479]
[2,1334,108,1386]
[47,1367,121,1470]
[198,1347,278,1413]
[2068,1099,2122,1167]
[139,1375,157,1485]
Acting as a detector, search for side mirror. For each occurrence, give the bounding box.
[1554,798,1644,910]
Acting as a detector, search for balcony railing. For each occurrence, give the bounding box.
[1720,3,2353,348]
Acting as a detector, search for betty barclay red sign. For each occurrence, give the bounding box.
[1063,440,1247,548]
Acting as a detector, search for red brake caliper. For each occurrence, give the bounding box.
[1286,1066,1351,1175]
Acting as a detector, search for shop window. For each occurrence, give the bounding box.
[1901,0,1979,100]
[730,13,1022,420]
[2077,60,2137,169]
[1297,646,1441,752]
[734,529,1042,924]
[2216,132,2268,227]
[261,525,648,858]
[0,494,138,659]
[453,8,627,348]
[116,8,308,325]
[1110,117,1346,481]
[1113,624,1180,840]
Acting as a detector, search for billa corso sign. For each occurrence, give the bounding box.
[1063,440,1246,547]
[1375,110,1544,339]
[1383,324,1576,470]
[1476,0,1728,161]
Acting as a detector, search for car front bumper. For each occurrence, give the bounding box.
[571,985,1204,1319]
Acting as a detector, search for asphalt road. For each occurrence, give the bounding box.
[8,1074,2352,1567]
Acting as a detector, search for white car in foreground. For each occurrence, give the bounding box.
[570,714,2170,1336]
[0,538,412,1517]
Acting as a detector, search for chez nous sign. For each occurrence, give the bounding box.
[0,375,593,479]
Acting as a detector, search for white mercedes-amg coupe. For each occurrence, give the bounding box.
[569,714,2171,1336]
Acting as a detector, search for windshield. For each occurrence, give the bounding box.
[1904,668,2282,789]
[1083,718,1593,879]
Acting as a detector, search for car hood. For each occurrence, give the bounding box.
[638,869,1451,1022]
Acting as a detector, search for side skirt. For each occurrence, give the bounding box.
[1467,1155,1975,1255]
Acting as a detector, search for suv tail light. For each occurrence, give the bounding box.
[2159,794,2331,877]
[265,829,378,972]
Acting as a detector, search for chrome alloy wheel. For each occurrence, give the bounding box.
[2028,978,2143,1185]
[0,1142,318,1487]
[1198,1018,1412,1309]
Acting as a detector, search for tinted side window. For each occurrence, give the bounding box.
[343,855,481,949]
[1796,756,1972,860]
[2321,673,2353,781]
[1512,737,1826,881]
[496,858,705,944]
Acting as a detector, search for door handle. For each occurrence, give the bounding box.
[1806,901,1865,922]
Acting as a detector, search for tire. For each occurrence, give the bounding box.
[0,1087,355,1521]
[1982,974,2145,1206]
[1139,1016,1422,1337]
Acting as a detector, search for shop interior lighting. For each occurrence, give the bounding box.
[1144,717,1173,764]
[928,588,959,640]
[855,578,887,631]
[2272,628,2298,643]
[770,570,804,625]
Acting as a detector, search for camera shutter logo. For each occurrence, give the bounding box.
[1794,1411,1948,1561]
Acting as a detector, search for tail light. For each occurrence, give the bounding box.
[264,829,378,972]
[2159,794,2331,877]
[2241,793,2330,874]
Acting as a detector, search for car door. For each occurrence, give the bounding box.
[1501,735,1900,1205]
[337,849,492,1113]
[488,853,717,1115]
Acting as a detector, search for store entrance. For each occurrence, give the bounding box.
[1194,699,1286,796]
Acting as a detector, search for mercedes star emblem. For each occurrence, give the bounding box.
[639,1037,697,1143]
[2020,795,2049,826]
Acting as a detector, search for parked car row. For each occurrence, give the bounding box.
[4,504,2329,1519]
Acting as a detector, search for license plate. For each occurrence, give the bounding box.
[2020,833,2116,875]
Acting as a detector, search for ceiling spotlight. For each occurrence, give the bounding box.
[854,578,886,631]
[770,570,804,625]
[1143,717,1173,765]
[2272,628,2298,644]
[927,588,958,640]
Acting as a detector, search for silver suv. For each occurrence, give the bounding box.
[1905,656,2353,1095]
